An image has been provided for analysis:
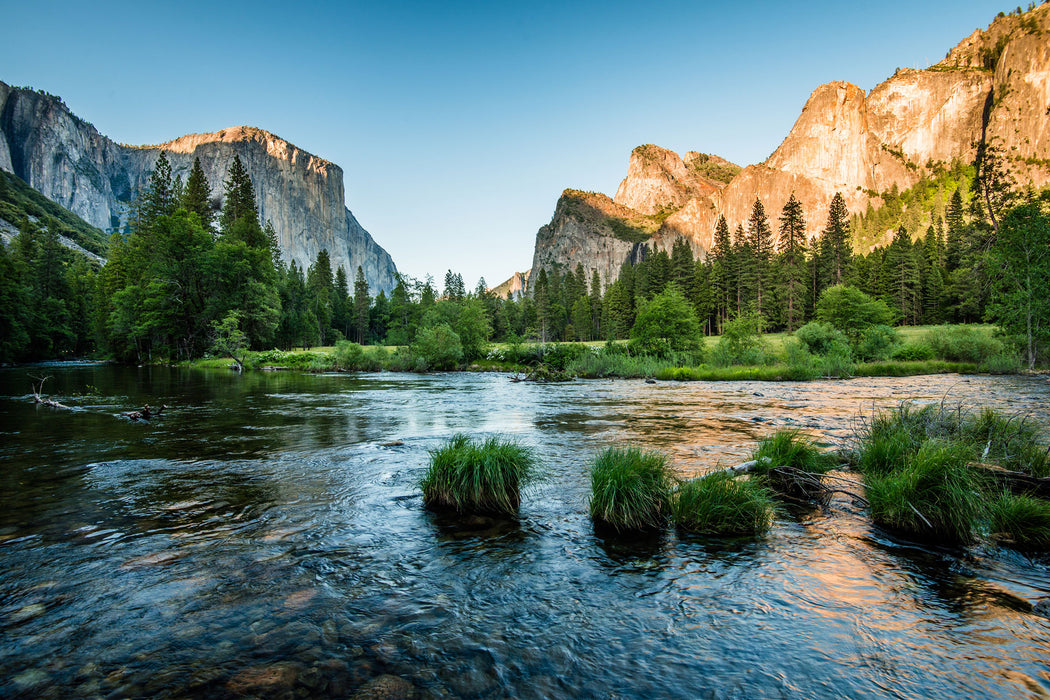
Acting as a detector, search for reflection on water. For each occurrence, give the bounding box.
[2,366,1050,698]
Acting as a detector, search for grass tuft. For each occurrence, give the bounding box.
[589,446,675,532]
[420,434,538,515]
[989,491,1050,549]
[673,474,775,536]
[865,440,986,544]
[752,429,835,499]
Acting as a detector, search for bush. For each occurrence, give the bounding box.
[891,342,935,361]
[589,446,675,532]
[978,351,1022,374]
[794,322,850,357]
[925,325,1004,363]
[411,323,464,370]
[420,435,539,515]
[712,312,775,367]
[815,285,896,346]
[673,474,774,536]
[855,324,901,362]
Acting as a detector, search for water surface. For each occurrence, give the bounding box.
[2,366,1050,698]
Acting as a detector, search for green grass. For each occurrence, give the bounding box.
[420,435,539,515]
[854,402,1050,548]
[989,492,1050,549]
[589,446,675,532]
[752,429,835,499]
[865,440,986,544]
[672,473,775,536]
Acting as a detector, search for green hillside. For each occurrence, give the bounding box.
[0,169,109,257]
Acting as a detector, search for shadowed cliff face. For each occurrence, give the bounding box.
[0,84,398,292]
[530,4,1050,288]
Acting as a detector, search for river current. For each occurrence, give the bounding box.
[2,365,1050,698]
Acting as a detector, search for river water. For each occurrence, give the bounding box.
[2,365,1050,699]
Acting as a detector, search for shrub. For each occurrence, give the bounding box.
[855,325,901,362]
[712,312,775,367]
[815,285,896,346]
[420,434,539,515]
[411,323,464,370]
[629,285,703,358]
[589,446,675,531]
[925,325,1003,363]
[978,352,1022,374]
[891,342,935,361]
[794,322,850,357]
[783,340,820,381]
[673,474,775,536]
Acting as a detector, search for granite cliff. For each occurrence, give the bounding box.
[0,82,398,292]
[528,4,1050,290]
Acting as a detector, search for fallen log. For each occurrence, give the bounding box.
[30,375,71,410]
[975,464,1050,499]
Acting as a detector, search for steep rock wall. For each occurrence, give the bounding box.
[0,83,398,292]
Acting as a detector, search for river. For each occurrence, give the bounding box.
[2,365,1050,698]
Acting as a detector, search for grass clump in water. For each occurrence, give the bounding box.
[752,429,835,499]
[589,446,675,532]
[865,441,985,544]
[854,402,1050,548]
[673,473,775,536]
[989,492,1050,549]
[420,434,538,515]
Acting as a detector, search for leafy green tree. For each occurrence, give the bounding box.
[815,285,896,348]
[629,285,702,357]
[987,202,1050,369]
[211,311,249,369]
[453,298,493,360]
[411,323,463,370]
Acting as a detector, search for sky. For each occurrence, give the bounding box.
[0,0,1012,288]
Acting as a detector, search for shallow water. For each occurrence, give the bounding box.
[2,366,1050,698]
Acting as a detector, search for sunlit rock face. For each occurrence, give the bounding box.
[530,5,1050,287]
[0,83,398,292]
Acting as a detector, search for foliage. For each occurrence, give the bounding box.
[711,311,774,367]
[815,285,896,347]
[854,324,901,362]
[672,474,774,536]
[629,284,703,358]
[420,434,539,515]
[411,323,464,370]
[589,446,675,532]
[924,325,1004,362]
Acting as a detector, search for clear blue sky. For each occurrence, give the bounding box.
[0,0,1010,287]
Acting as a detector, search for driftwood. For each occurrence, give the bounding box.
[30,375,71,410]
[123,404,169,422]
[974,464,1050,499]
[689,457,868,504]
[510,363,572,383]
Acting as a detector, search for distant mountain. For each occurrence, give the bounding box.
[528,4,1050,291]
[0,82,399,292]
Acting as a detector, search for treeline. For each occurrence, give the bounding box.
[1,142,1045,370]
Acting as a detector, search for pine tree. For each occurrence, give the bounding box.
[883,226,921,324]
[219,155,261,241]
[353,265,370,344]
[141,151,176,226]
[945,188,965,272]
[745,198,773,318]
[777,193,807,331]
[589,268,603,339]
[182,156,213,231]
[709,215,732,332]
[822,192,852,287]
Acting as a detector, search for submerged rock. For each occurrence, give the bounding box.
[351,674,416,700]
